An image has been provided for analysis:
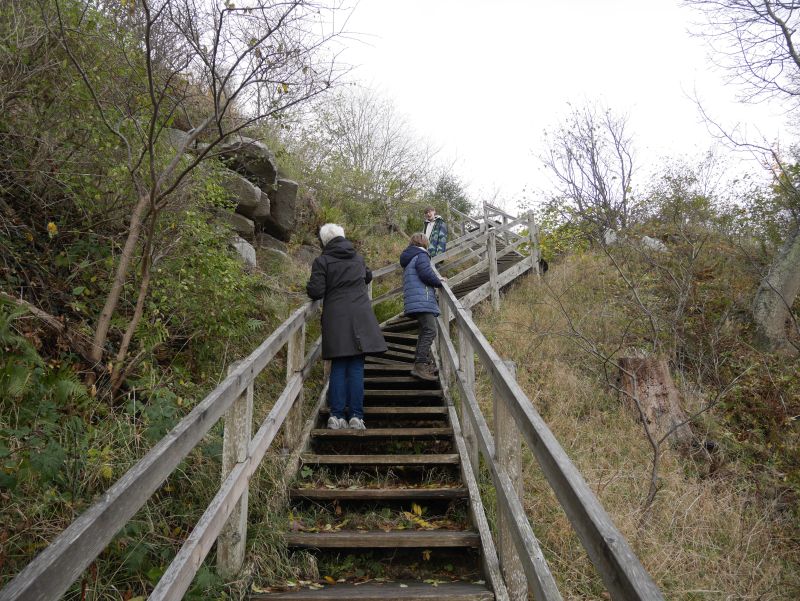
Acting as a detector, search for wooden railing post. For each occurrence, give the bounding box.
[527,211,540,277]
[438,296,452,387]
[367,280,373,300]
[458,308,478,473]
[284,323,305,450]
[218,360,254,579]
[494,360,526,600]
[487,230,500,310]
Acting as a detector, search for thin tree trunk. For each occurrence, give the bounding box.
[90,194,150,363]
[109,213,157,394]
[752,226,800,352]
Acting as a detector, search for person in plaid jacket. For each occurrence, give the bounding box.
[422,207,448,257]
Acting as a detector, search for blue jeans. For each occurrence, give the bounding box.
[328,355,365,419]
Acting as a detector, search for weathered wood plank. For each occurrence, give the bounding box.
[370,284,404,306]
[310,427,453,438]
[494,361,526,600]
[250,580,494,600]
[365,356,412,366]
[319,406,446,416]
[364,376,436,385]
[302,454,460,466]
[459,259,531,310]
[363,362,414,371]
[384,341,418,353]
[290,487,469,501]
[217,361,254,579]
[440,361,508,601]
[449,257,490,287]
[284,322,306,450]
[0,301,320,601]
[381,332,418,342]
[286,530,481,548]
[364,389,443,398]
[487,230,500,310]
[456,310,478,474]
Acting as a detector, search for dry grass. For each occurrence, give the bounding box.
[472,253,800,600]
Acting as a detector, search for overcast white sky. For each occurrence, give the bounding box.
[337,0,792,212]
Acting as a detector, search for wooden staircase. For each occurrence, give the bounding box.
[449,240,526,299]
[256,320,496,600]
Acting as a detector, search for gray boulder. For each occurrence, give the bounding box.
[231,236,257,267]
[263,178,299,242]
[222,212,255,238]
[219,169,262,212]
[641,236,668,253]
[162,128,195,154]
[245,193,271,220]
[294,244,319,267]
[603,228,618,246]
[217,135,278,189]
[255,232,288,253]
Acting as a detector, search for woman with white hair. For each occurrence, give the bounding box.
[306,223,387,429]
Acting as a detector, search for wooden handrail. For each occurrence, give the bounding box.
[435,282,665,600]
[436,324,562,601]
[0,301,320,601]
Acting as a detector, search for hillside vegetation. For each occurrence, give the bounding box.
[2,0,800,599]
[474,241,799,598]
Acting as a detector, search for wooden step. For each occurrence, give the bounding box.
[380,349,416,361]
[286,530,481,549]
[381,332,418,342]
[290,487,469,501]
[364,363,414,371]
[365,356,410,366]
[319,406,446,416]
[364,376,436,386]
[251,580,494,600]
[382,322,418,333]
[365,389,442,398]
[311,428,453,439]
[302,454,459,466]
[386,341,417,353]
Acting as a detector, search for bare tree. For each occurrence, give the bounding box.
[301,87,436,228]
[686,0,800,351]
[39,0,345,385]
[686,0,800,106]
[542,103,635,235]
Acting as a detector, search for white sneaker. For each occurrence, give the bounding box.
[327,416,348,429]
[348,417,366,430]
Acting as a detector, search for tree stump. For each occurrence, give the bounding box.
[617,356,694,448]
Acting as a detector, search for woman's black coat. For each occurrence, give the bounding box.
[306,236,388,360]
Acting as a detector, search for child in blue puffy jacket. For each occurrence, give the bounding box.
[399,233,445,381]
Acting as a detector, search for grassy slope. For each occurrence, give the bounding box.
[472,252,800,600]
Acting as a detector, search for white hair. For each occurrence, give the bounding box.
[319,223,345,246]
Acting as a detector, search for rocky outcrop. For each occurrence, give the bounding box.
[223,212,255,237]
[263,178,298,242]
[169,129,303,265]
[217,135,278,189]
[255,232,288,253]
[220,170,263,213]
[293,244,319,267]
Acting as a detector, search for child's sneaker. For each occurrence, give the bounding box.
[348,417,366,430]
